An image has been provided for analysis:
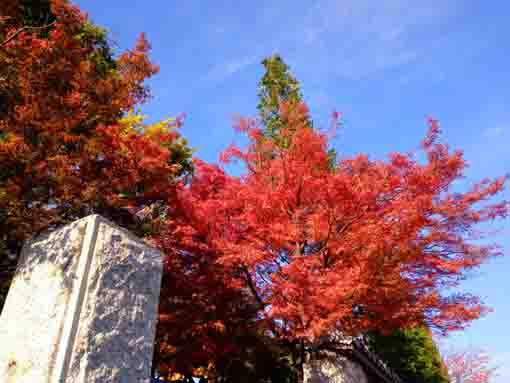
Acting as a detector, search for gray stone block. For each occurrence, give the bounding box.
[304,352,368,383]
[0,215,163,383]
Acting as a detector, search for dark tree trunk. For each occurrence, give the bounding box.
[296,338,306,383]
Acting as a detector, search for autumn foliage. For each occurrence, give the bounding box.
[444,349,498,383]
[0,0,190,253]
[0,2,508,382]
[161,102,509,343]
[0,0,192,314]
[149,98,510,380]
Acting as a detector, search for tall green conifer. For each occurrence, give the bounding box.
[256,53,336,167]
[257,54,310,146]
[368,326,449,383]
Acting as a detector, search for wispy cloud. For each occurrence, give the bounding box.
[281,0,456,81]
[222,55,257,77]
[199,1,458,87]
[202,54,258,85]
[482,125,505,138]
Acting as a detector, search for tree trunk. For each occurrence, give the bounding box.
[296,338,305,383]
[297,367,304,383]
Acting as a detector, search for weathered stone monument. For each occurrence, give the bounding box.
[305,351,368,383]
[0,215,163,383]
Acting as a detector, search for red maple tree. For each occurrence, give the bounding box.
[158,101,509,379]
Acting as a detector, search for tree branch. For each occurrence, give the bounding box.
[1,21,56,48]
[241,264,266,308]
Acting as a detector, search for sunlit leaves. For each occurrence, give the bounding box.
[172,100,509,344]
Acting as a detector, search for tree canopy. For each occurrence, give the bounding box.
[168,103,508,380]
[154,56,510,381]
[0,0,193,311]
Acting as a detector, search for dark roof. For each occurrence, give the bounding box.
[350,337,404,383]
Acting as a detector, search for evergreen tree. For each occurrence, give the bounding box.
[368,326,449,383]
[256,53,336,167]
[257,54,310,146]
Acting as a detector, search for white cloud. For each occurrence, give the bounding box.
[222,55,257,77]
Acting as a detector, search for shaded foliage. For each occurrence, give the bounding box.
[151,160,295,382]
[368,326,449,383]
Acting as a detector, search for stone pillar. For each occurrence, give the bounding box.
[304,351,369,383]
[0,215,163,383]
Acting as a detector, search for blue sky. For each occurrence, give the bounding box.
[76,1,509,380]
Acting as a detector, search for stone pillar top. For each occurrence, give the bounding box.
[0,214,163,383]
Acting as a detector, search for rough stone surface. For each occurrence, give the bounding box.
[0,215,163,383]
[304,352,369,383]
